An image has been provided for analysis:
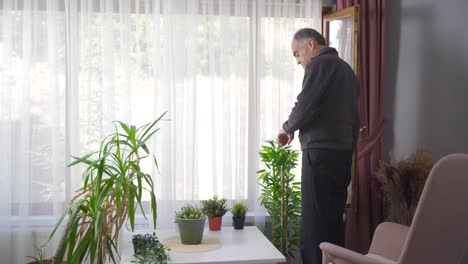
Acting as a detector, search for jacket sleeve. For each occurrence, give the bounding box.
[282,61,334,134]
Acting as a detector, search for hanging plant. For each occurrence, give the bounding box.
[257,140,301,258]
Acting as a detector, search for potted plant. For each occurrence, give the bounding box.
[26,246,66,264]
[38,113,166,264]
[375,148,434,225]
[257,140,301,259]
[175,204,206,245]
[231,202,248,230]
[131,233,170,264]
[201,195,228,231]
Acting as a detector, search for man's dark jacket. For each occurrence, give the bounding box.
[283,47,360,151]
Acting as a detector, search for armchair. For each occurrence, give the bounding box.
[320,154,468,264]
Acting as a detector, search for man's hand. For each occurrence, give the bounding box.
[278,128,294,146]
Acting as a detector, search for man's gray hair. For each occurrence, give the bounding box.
[293,28,326,46]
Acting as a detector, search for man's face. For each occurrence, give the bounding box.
[291,38,315,69]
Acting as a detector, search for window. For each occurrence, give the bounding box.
[0,0,320,222]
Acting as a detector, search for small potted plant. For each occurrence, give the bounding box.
[131,232,170,264]
[201,195,229,231]
[175,204,206,245]
[231,201,248,230]
[26,246,66,264]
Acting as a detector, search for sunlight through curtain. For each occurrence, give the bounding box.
[0,0,321,262]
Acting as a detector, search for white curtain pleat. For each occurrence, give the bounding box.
[0,0,67,262]
[0,1,16,262]
[0,0,13,220]
[18,0,32,220]
[17,0,34,261]
[46,0,63,219]
[102,0,116,132]
[0,0,321,262]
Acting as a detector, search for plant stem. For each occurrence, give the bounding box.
[280,165,286,255]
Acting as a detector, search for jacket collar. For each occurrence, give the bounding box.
[305,47,338,71]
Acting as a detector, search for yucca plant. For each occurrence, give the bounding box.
[46,113,166,264]
[257,140,301,258]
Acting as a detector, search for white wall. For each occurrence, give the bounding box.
[384,0,468,160]
[385,1,468,262]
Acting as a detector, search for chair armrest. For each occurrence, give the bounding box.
[369,222,410,261]
[320,242,386,264]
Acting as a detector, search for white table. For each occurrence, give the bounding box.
[120,226,286,264]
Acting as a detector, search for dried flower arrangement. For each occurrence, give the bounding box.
[375,148,434,225]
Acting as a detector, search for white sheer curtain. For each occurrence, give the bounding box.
[0,0,321,262]
[328,16,354,68]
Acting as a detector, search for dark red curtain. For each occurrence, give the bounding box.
[337,0,386,254]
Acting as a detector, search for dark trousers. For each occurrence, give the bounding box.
[300,148,352,264]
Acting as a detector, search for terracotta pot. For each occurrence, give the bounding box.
[208,216,222,231]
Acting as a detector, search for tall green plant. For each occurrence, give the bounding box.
[257,140,301,258]
[48,113,166,264]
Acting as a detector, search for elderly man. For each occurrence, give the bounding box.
[278,28,359,264]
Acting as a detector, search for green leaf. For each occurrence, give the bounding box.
[137,140,150,154]
[68,151,99,167]
[67,215,80,262]
[115,181,122,215]
[129,191,135,231]
[139,112,166,141]
[106,236,118,264]
[71,231,92,264]
[97,180,114,209]
[115,121,131,136]
[150,191,158,228]
[139,128,160,147]
[46,209,68,245]
[94,207,103,242]
[137,172,143,202]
